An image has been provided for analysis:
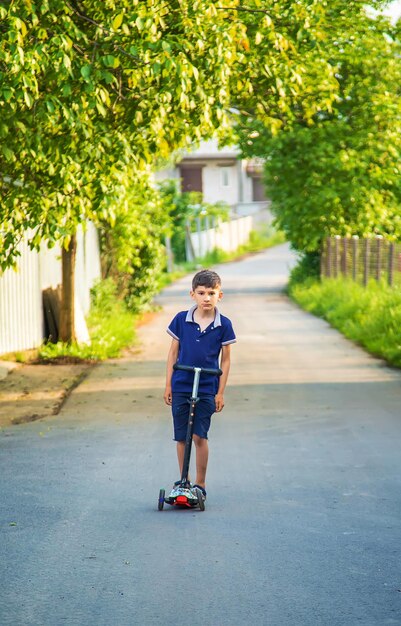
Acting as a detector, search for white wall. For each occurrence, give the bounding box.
[0,223,101,354]
[202,163,239,206]
[75,223,102,315]
[153,167,179,183]
[187,215,254,260]
[0,239,43,354]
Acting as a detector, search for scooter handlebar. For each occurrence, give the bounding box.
[173,363,222,377]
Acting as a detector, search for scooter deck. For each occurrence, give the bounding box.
[164,487,199,508]
[159,485,205,510]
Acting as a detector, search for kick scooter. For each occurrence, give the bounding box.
[158,363,222,511]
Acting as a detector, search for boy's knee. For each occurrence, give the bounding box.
[193,434,207,447]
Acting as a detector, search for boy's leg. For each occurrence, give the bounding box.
[172,393,191,483]
[193,434,209,489]
[191,396,214,490]
[176,441,186,477]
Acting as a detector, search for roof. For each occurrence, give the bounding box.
[180,139,239,161]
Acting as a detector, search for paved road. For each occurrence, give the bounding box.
[1,244,401,626]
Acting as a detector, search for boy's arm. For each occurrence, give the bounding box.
[164,338,179,405]
[215,344,231,412]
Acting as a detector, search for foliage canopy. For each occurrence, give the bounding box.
[0,0,241,267]
[1,0,363,267]
[237,2,401,252]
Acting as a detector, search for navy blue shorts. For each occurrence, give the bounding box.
[172,393,215,441]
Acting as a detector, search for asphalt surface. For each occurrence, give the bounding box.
[1,243,401,626]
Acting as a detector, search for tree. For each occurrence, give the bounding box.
[0,0,242,339]
[236,3,401,252]
[227,0,343,133]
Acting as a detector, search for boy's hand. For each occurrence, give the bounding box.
[164,387,172,406]
[215,393,224,412]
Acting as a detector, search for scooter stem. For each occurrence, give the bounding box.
[180,368,201,485]
[191,367,202,399]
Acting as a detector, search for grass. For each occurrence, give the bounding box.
[289,276,401,368]
[37,279,138,363]
[38,307,137,362]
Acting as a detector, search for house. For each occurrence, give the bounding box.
[155,139,273,263]
[156,139,271,219]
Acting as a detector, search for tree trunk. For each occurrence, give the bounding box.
[59,234,77,343]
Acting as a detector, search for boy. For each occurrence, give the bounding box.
[164,269,236,500]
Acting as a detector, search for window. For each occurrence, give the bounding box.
[221,166,230,187]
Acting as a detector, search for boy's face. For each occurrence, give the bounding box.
[190,284,222,312]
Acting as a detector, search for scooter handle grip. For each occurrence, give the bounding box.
[173,363,222,377]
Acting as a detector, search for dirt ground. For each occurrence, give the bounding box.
[0,360,94,427]
[0,309,159,429]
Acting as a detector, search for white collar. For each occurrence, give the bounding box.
[185,305,221,327]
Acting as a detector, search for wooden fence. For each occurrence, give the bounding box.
[321,236,401,287]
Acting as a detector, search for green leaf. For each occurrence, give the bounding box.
[101,71,115,84]
[104,55,119,68]
[96,101,107,116]
[2,89,13,101]
[2,145,14,161]
[62,83,72,96]
[80,65,92,80]
[112,13,124,30]
[24,92,33,107]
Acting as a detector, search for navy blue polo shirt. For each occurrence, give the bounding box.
[167,305,236,395]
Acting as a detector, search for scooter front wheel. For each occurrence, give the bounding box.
[158,488,165,511]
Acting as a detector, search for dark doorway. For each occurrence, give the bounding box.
[179,166,203,193]
[252,177,266,202]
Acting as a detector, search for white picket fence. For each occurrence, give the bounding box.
[185,215,254,261]
[0,223,101,355]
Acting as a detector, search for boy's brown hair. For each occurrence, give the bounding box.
[192,269,221,291]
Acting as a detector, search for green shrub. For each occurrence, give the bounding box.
[38,278,137,362]
[87,279,137,357]
[158,180,230,263]
[288,250,321,287]
[241,225,286,253]
[98,173,168,314]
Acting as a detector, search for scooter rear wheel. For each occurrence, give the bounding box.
[195,487,205,511]
[158,488,165,510]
